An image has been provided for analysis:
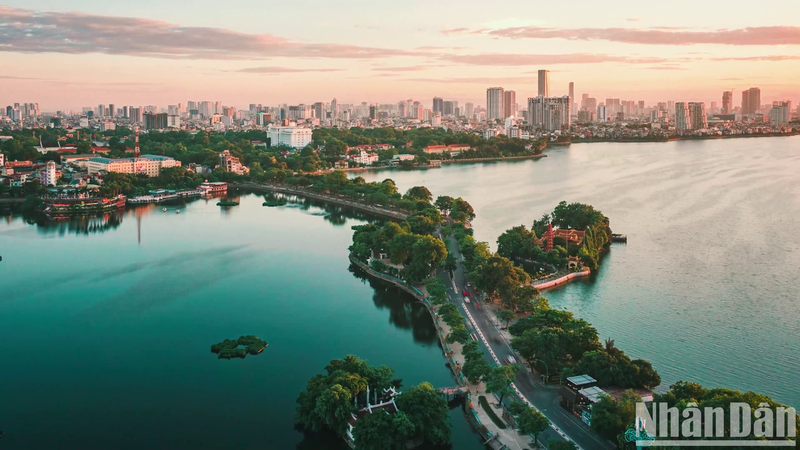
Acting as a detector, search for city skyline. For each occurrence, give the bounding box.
[1,1,800,109]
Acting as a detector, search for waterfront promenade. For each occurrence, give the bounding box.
[231,182,411,221]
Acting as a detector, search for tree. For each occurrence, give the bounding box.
[517,407,550,447]
[434,195,455,215]
[590,391,641,441]
[404,186,432,203]
[353,410,415,450]
[462,356,492,384]
[396,382,451,444]
[446,325,469,344]
[497,310,516,329]
[485,365,519,404]
[444,253,457,273]
[548,439,578,450]
[450,197,475,222]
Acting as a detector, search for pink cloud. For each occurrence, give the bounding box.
[439,53,673,66]
[0,6,427,60]
[480,25,800,45]
[237,67,343,73]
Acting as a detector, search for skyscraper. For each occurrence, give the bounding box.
[689,102,707,130]
[568,82,575,111]
[432,97,444,115]
[538,70,550,97]
[330,98,338,120]
[675,102,690,131]
[528,96,570,131]
[722,91,733,114]
[741,88,761,116]
[443,101,455,116]
[464,102,474,119]
[503,90,516,118]
[486,87,504,121]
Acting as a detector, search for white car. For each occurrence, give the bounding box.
[463,296,470,303]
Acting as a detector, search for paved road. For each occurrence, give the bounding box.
[440,234,613,450]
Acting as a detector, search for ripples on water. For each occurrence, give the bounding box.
[358,137,800,407]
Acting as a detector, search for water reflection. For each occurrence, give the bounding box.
[349,266,439,345]
[23,211,124,236]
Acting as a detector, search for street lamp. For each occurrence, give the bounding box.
[533,359,549,385]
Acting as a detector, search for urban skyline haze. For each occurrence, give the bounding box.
[1,0,799,109]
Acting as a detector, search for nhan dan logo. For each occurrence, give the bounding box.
[627,402,797,447]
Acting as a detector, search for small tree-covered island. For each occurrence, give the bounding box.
[295,356,451,450]
[210,335,267,359]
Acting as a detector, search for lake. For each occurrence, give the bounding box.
[0,195,485,449]
[357,136,800,408]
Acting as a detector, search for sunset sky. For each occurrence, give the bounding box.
[2,0,799,110]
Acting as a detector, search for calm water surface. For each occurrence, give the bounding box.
[0,195,485,449]
[358,136,800,407]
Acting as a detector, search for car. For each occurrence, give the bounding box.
[503,355,517,365]
[462,290,469,296]
[463,296,470,303]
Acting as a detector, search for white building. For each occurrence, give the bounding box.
[268,125,313,149]
[167,115,180,129]
[486,87,504,121]
[769,102,792,126]
[349,151,379,166]
[79,117,89,128]
[41,161,57,186]
[87,155,181,177]
[0,153,4,166]
[597,105,607,122]
[100,121,116,132]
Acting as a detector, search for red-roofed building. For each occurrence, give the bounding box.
[541,223,586,252]
[423,145,448,154]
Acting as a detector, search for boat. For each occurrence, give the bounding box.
[217,201,240,207]
[127,189,202,204]
[199,181,227,196]
[162,207,167,212]
[42,195,126,215]
[176,209,181,214]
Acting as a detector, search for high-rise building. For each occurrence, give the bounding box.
[675,102,691,131]
[330,98,339,120]
[313,102,325,120]
[722,91,733,114]
[538,70,550,97]
[433,97,444,114]
[443,101,455,116]
[143,112,168,130]
[528,96,570,131]
[741,88,761,116]
[568,82,575,111]
[769,101,792,126]
[688,102,707,130]
[464,102,474,119]
[503,90,516,118]
[108,104,115,118]
[486,87,504,121]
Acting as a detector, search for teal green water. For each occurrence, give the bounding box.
[358,136,800,408]
[0,195,485,449]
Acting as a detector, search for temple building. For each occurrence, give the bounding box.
[345,385,401,446]
[541,222,585,252]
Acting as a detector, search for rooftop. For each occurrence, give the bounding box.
[566,374,597,386]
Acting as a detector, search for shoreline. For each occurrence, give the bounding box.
[348,255,466,386]
[532,270,591,290]
[570,131,799,145]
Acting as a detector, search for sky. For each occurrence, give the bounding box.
[1,0,800,111]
